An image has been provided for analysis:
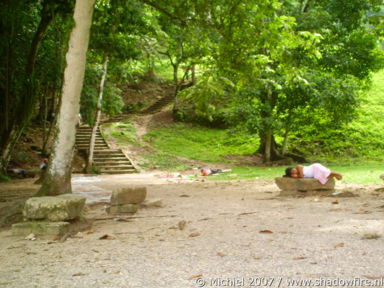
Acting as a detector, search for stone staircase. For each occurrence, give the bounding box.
[140,92,176,114]
[75,126,136,174]
[140,81,194,114]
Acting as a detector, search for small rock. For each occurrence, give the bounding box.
[107,204,139,214]
[141,199,163,208]
[25,233,36,241]
[110,187,147,205]
[178,220,187,230]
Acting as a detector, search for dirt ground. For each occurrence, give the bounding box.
[1,174,384,288]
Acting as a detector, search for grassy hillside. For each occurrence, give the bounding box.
[103,71,384,184]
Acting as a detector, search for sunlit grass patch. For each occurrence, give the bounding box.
[143,123,258,163]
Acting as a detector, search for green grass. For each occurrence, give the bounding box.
[139,151,191,171]
[210,163,384,184]
[143,123,258,163]
[103,122,137,144]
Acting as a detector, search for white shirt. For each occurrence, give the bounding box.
[303,165,314,178]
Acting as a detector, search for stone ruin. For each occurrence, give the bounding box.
[275,177,335,196]
[107,186,163,214]
[12,194,87,238]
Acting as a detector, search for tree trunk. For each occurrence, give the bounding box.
[37,0,95,196]
[281,126,290,155]
[0,129,23,174]
[263,131,272,163]
[87,57,108,172]
[191,64,196,84]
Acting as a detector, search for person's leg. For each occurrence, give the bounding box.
[328,172,342,180]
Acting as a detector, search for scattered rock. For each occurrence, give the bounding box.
[334,242,344,248]
[110,187,147,205]
[23,194,86,222]
[362,233,381,240]
[178,220,187,230]
[13,221,70,238]
[331,191,358,197]
[141,199,163,208]
[107,204,139,214]
[24,233,36,241]
[275,177,335,197]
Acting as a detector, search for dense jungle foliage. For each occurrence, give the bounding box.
[1,0,384,174]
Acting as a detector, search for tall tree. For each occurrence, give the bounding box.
[0,0,73,173]
[37,0,96,196]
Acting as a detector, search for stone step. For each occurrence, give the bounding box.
[96,165,134,169]
[93,153,125,157]
[76,140,106,144]
[76,130,102,134]
[93,158,130,162]
[99,169,136,174]
[76,137,105,140]
[94,158,130,162]
[77,145,109,150]
[94,149,122,153]
[94,160,132,165]
[76,132,102,136]
[77,143,108,147]
[76,125,136,174]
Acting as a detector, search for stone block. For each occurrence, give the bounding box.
[141,199,163,208]
[110,187,147,205]
[12,221,69,237]
[107,204,139,214]
[23,194,86,222]
[275,177,335,196]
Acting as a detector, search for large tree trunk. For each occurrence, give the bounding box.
[0,129,23,174]
[37,0,95,196]
[87,57,108,172]
[258,133,284,162]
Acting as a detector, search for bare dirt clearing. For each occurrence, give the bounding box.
[1,175,384,288]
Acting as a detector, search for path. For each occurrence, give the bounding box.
[1,177,384,287]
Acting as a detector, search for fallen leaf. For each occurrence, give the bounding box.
[331,200,339,205]
[293,256,307,260]
[179,194,190,198]
[259,230,273,234]
[353,210,371,214]
[72,272,86,276]
[189,232,201,237]
[188,274,203,280]
[178,220,187,230]
[335,242,344,248]
[329,208,343,212]
[363,275,384,280]
[99,234,116,240]
[114,218,131,222]
[217,252,226,257]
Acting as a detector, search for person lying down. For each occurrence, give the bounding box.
[284,163,342,184]
[201,168,232,176]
